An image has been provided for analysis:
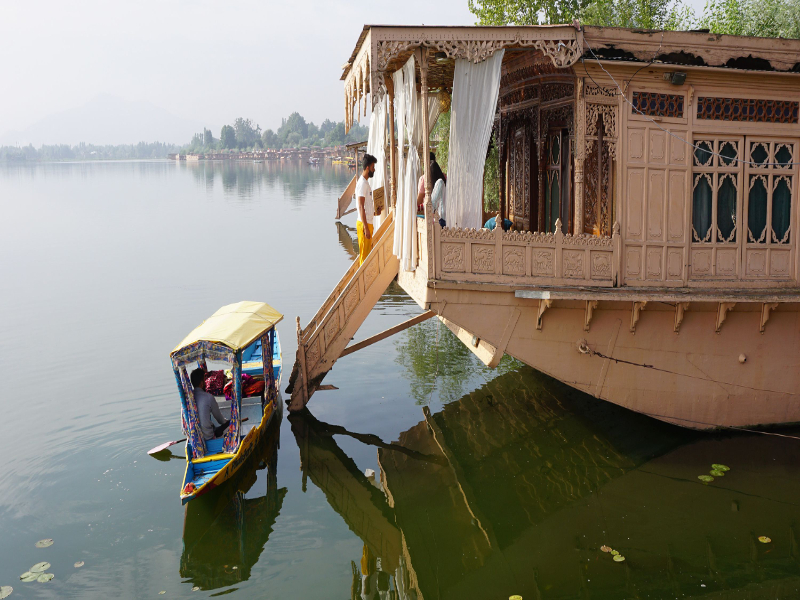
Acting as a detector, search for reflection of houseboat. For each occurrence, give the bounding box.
[308,157,321,166]
[288,25,800,429]
[292,369,800,599]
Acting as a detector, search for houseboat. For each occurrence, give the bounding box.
[288,24,800,430]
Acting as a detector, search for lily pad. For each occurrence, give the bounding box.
[0,586,12,599]
[712,464,730,472]
[610,550,619,556]
[613,555,626,562]
[35,539,53,548]
[30,563,50,573]
[710,470,725,477]
[18,573,37,583]
[698,475,714,482]
[600,545,612,553]
[159,592,166,595]
[509,596,523,600]
[74,561,84,568]
[192,586,201,592]
[759,536,772,543]
[36,574,53,583]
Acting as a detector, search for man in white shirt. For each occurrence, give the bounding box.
[356,154,377,264]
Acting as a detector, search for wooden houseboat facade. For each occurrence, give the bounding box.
[288,24,800,430]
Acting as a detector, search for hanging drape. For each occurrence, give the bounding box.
[392,67,407,259]
[392,55,419,272]
[367,95,388,228]
[447,50,505,230]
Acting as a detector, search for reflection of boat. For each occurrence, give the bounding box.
[307,157,320,166]
[170,301,283,504]
[293,367,800,599]
[181,406,285,591]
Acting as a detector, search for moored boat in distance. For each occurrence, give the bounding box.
[170,301,282,503]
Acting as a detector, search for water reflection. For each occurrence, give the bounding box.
[336,221,358,260]
[183,161,353,203]
[180,407,285,592]
[291,366,800,599]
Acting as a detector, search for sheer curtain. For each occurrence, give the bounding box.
[392,55,419,272]
[447,50,505,230]
[366,95,387,228]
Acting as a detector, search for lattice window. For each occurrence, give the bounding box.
[692,138,741,244]
[583,115,612,236]
[545,132,561,233]
[745,140,795,244]
[697,97,799,124]
[631,91,684,118]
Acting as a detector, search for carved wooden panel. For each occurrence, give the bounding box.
[503,247,526,276]
[623,120,689,285]
[324,312,339,347]
[716,248,737,276]
[745,249,767,277]
[441,242,465,272]
[666,248,683,280]
[590,251,612,279]
[344,287,360,317]
[632,92,685,118]
[306,338,321,369]
[697,97,799,124]
[531,249,555,276]
[625,247,642,279]
[562,250,584,278]
[647,170,665,242]
[691,248,713,277]
[364,258,379,290]
[646,247,663,279]
[770,250,791,276]
[471,245,495,273]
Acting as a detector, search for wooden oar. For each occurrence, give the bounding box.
[147,418,249,455]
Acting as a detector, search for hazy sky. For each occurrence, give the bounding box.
[2,0,707,139]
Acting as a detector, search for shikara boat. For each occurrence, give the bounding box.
[170,301,283,504]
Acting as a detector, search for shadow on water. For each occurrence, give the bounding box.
[180,406,285,592]
[290,366,800,599]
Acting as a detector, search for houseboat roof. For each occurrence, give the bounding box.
[342,24,800,82]
[172,301,283,356]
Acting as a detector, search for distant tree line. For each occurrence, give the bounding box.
[0,141,180,162]
[184,112,369,153]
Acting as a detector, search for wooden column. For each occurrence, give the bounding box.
[574,81,585,235]
[498,117,505,226]
[386,77,397,211]
[419,48,435,276]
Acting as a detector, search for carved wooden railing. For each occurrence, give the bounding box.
[433,218,621,287]
[289,212,399,411]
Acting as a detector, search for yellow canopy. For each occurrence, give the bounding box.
[172,301,283,355]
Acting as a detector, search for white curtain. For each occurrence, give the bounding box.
[366,94,387,228]
[412,94,442,151]
[447,50,505,230]
[392,55,419,272]
[392,67,406,259]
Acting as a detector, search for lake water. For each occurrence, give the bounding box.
[1,160,799,599]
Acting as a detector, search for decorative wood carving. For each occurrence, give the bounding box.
[541,82,574,103]
[344,287,360,316]
[674,302,690,333]
[306,338,321,368]
[698,97,799,123]
[760,302,778,333]
[472,246,495,273]
[584,300,598,332]
[585,82,616,98]
[715,302,736,333]
[630,301,646,333]
[441,242,465,272]
[536,298,552,330]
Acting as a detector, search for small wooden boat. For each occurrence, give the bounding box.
[170,301,283,504]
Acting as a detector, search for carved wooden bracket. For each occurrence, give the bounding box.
[537,298,552,330]
[630,301,647,333]
[715,302,736,333]
[674,302,690,333]
[760,302,779,333]
[584,300,598,332]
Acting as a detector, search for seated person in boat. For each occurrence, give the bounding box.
[190,368,230,440]
[417,152,446,212]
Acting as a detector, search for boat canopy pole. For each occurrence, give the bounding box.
[339,310,436,358]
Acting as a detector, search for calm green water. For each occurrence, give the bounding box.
[1,160,799,599]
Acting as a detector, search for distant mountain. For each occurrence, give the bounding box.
[0,94,205,146]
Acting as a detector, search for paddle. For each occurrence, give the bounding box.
[147,418,249,455]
